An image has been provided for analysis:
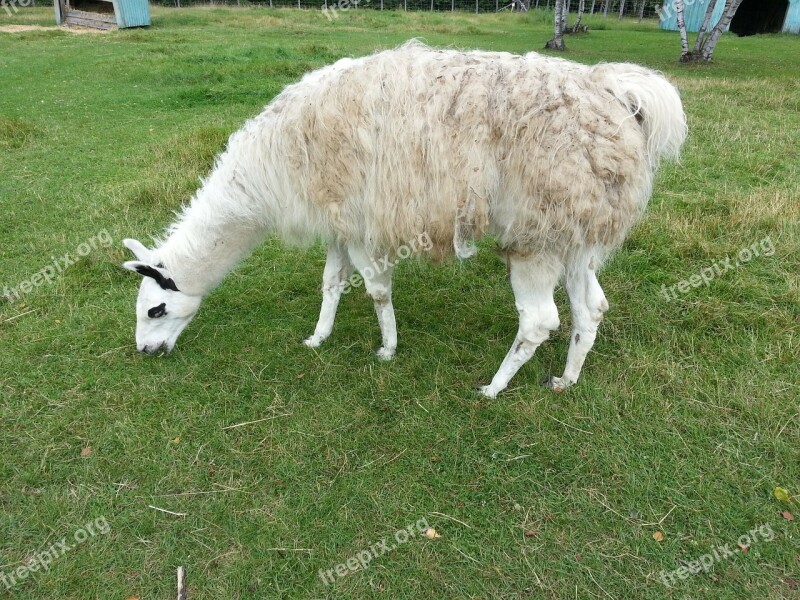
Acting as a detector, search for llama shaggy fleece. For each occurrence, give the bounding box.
[154,40,687,297]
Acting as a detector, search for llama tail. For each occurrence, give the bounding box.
[593,63,688,167]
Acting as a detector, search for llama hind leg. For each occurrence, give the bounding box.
[304,243,353,349]
[479,254,561,399]
[544,254,608,392]
[347,246,397,361]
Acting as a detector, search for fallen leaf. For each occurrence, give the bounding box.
[430,456,441,462]
[297,373,304,379]
[172,437,180,444]
[786,579,798,590]
[126,596,141,600]
[737,543,749,552]
[653,531,664,542]
[782,510,795,521]
[80,447,92,458]
[423,527,441,540]
[524,529,538,537]
[775,487,792,504]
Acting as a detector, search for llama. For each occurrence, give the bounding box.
[123,41,686,398]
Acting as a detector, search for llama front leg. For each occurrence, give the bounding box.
[479,254,561,399]
[544,255,608,392]
[347,246,396,360]
[304,243,353,348]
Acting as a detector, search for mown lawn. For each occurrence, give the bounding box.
[0,6,798,599]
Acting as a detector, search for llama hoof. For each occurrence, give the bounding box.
[542,376,569,393]
[303,336,323,348]
[477,384,499,399]
[375,347,395,361]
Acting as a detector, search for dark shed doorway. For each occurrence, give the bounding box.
[730,0,789,36]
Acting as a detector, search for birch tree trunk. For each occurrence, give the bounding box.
[603,0,610,16]
[693,0,719,54]
[562,0,570,31]
[573,0,585,30]
[676,0,691,61]
[637,0,645,21]
[700,0,743,60]
[618,0,625,19]
[546,0,567,49]
[590,0,595,14]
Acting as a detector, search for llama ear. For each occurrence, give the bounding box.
[123,239,153,262]
[122,261,180,292]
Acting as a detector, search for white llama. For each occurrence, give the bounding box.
[123,41,686,398]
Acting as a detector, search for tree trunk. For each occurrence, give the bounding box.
[562,0,570,31]
[590,0,595,13]
[700,0,743,60]
[603,0,610,16]
[573,0,585,30]
[676,0,691,61]
[637,0,645,21]
[546,0,567,50]
[618,0,625,19]
[693,0,719,54]
[675,0,692,62]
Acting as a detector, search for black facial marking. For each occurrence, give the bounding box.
[148,303,167,319]
[134,265,180,292]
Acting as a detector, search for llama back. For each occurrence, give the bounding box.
[242,42,685,259]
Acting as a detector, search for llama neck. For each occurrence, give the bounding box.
[155,163,270,297]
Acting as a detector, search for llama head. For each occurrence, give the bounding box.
[122,239,202,355]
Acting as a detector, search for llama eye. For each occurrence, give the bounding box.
[148,303,167,319]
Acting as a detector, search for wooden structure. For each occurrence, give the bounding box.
[660,0,800,35]
[54,0,150,29]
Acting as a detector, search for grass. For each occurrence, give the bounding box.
[1,6,798,599]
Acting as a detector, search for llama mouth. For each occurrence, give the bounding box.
[140,343,170,355]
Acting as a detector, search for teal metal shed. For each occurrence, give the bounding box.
[54,0,150,29]
[660,0,800,35]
